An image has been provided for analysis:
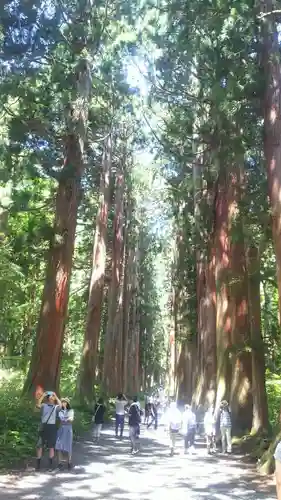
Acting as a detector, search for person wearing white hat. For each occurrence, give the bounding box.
[219,400,232,454]
[55,397,74,470]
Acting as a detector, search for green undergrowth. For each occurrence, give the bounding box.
[231,376,281,474]
[258,375,281,474]
[0,368,119,470]
[235,428,281,475]
[0,375,92,470]
[232,433,271,461]
[266,375,281,428]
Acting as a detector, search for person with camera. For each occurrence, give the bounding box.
[115,392,128,438]
[36,391,62,471]
[56,397,74,470]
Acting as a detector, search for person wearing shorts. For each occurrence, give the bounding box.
[36,391,61,470]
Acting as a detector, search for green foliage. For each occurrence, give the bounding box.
[0,374,93,469]
[0,380,39,468]
[0,0,163,369]
[266,375,281,430]
[1,0,281,473]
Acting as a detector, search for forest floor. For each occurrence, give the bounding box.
[0,426,277,500]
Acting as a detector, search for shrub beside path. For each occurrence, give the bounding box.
[0,427,277,500]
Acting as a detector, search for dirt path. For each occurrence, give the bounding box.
[0,427,276,500]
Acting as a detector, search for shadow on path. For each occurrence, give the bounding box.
[0,427,276,500]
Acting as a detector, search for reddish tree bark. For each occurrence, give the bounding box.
[247,246,269,432]
[193,151,217,407]
[224,165,252,430]
[193,241,217,407]
[113,235,126,391]
[23,137,85,395]
[78,135,112,403]
[177,339,197,403]
[23,58,91,396]
[126,246,139,395]
[127,303,136,394]
[103,163,125,393]
[262,0,281,323]
[170,280,179,398]
[229,239,252,431]
[203,243,217,404]
[194,255,206,404]
[193,148,203,403]
[122,203,134,393]
[214,169,233,411]
[131,280,140,395]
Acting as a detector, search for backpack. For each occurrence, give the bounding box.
[129,403,141,424]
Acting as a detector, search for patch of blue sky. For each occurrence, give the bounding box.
[125,57,149,97]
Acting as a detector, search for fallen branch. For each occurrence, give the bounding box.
[259,9,281,19]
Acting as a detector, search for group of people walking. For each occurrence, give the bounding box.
[35,389,233,470]
[165,400,232,456]
[110,394,233,458]
[35,390,144,471]
[112,393,143,453]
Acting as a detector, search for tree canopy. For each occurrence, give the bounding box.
[1,0,281,472]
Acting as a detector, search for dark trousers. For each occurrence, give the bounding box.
[184,428,196,449]
[115,414,125,437]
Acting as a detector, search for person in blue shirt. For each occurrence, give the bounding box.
[182,404,197,454]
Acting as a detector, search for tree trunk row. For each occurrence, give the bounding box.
[175,161,269,433]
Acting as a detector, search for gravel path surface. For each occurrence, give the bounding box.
[0,427,276,500]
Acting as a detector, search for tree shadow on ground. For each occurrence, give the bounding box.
[0,429,276,500]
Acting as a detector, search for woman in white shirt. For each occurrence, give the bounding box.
[55,397,74,470]
[115,393,127,438]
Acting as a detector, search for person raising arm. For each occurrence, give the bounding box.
[36,391,62,471]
